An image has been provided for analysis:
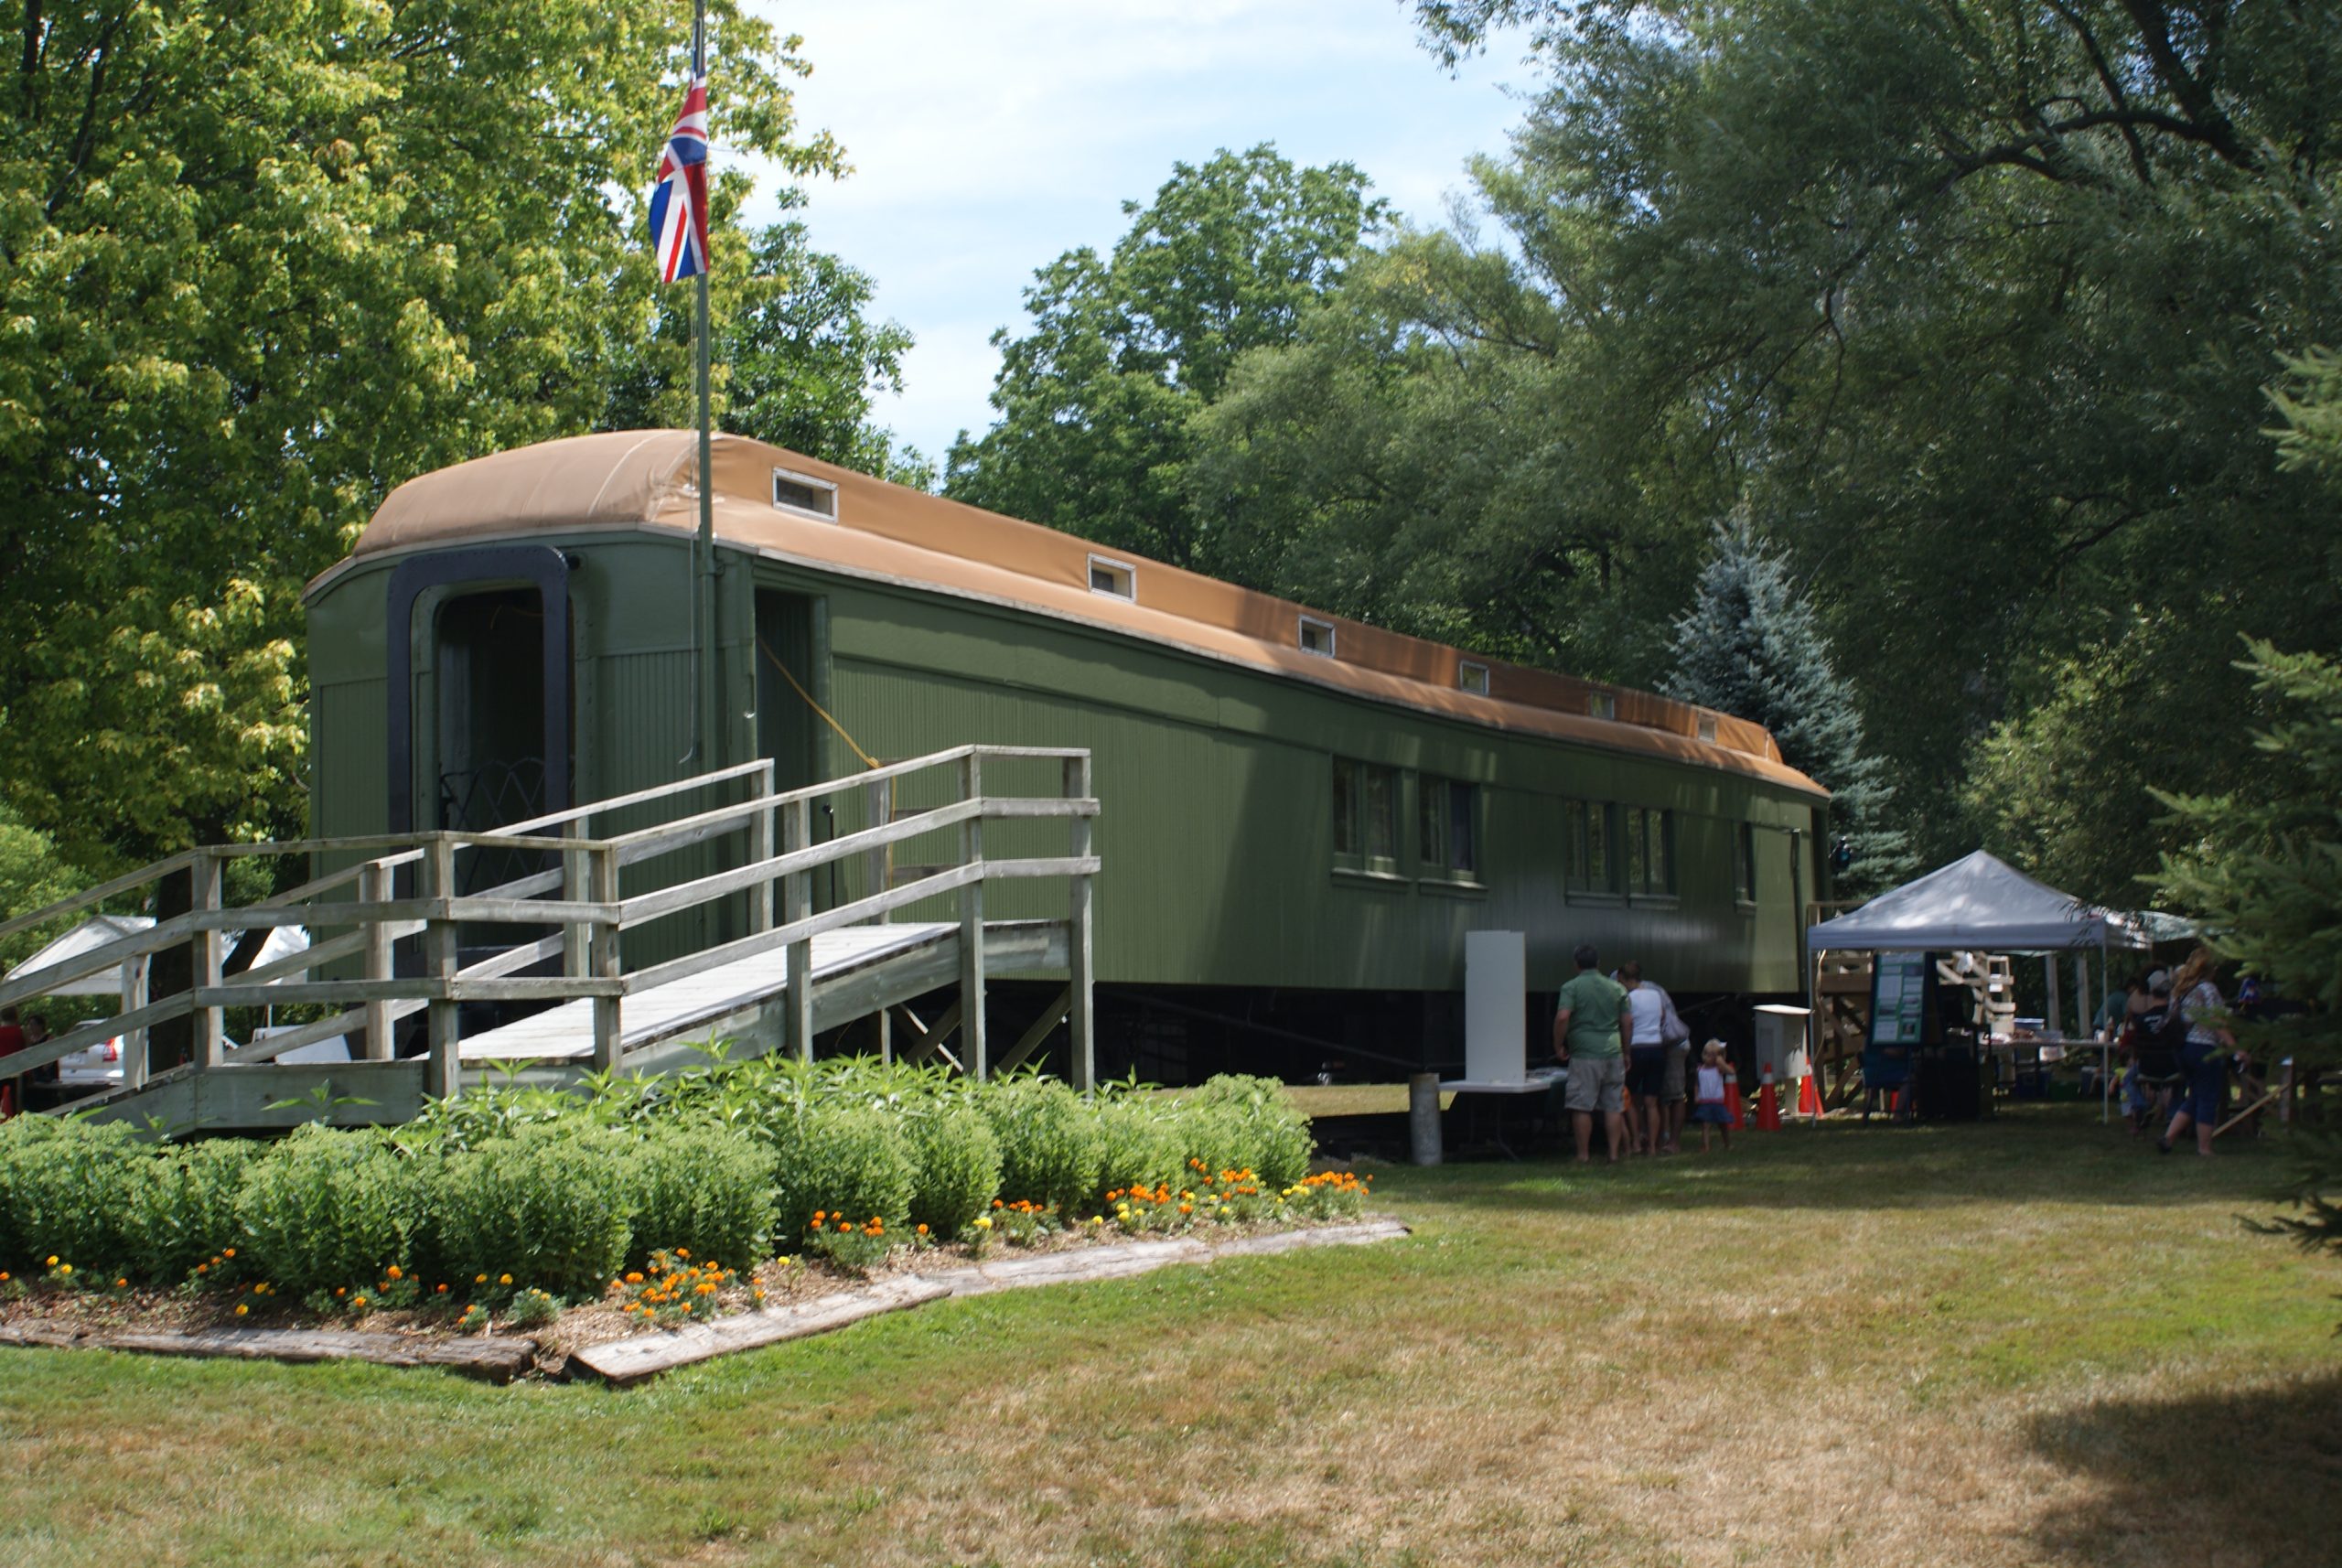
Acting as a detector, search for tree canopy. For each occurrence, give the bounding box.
[945,144,1387,569]
[1188,0,2341,901]
[0,0,911,874]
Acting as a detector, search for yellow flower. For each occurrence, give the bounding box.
[44,1256,56,1267]
[499,1273,512,1285]
[475,1273,488,1283]
[675,1249,689,1259]
[973,1216,992,1230]
[233,1304,248,1316]
[57,1264,70,1275]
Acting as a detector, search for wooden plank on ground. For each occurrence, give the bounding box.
[0,1324,537,1382]
[572,1274,949,1386]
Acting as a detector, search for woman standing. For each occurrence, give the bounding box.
[2159,948,2234,1157]
[1619,961,1669,1156]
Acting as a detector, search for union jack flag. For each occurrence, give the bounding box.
[649,25,709,283]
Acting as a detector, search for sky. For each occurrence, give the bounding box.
[740,1,1533,468]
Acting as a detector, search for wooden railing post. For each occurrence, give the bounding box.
[190,849,224,1070]
[960,752,987,1079]
[783,798,813,1059]
[424,837,461,1100]
[590,844,623,1073]
[1064,753,1095,1095]
[863,775,892,922]
[562,848,591,981]
[360,860,393,1060]
[749,763,776,936]
[119,951,149,1093]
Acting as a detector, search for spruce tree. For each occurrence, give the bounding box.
[1664,514,1914,894]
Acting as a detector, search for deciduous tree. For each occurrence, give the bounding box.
[946,145,1386,567]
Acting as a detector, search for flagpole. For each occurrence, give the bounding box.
[693,0,718,782]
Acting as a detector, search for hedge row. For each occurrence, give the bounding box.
[0,1063,1315,1300]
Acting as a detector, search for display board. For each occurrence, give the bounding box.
[1869,950,1931,1046]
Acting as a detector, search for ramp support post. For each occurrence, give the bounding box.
[361,859,394,1060]
[191,850,223,1070]
[960,753,987,1079]
[863,775,892,921]
[589,844,623,1074]
[1064,753,1095,1094]
[748,762,774,935]
[783,798,814,1059]
[424,837,461,1100]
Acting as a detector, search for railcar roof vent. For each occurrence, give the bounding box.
[1298,616,1337,658]
[1587,692,1618,721]
[1697,714,1718,744]
[1458,660,1489,695]
[772,467,839,521]
[1088,554,1136,601]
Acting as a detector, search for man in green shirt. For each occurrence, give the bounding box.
[1552,942,1630,1164]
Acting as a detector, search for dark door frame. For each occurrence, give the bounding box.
[385,545,573,834]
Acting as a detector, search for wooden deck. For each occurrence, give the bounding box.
[461,922,957,1063]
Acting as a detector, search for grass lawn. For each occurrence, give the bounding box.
[2,1106,2337,1567]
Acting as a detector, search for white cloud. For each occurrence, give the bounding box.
[736,1,1529,466]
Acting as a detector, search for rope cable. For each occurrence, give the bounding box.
[757,633,881,771]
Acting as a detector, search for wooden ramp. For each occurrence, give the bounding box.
[0,745,1100,1133]
[460,918,1069,1076]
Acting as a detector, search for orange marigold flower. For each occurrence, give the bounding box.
[916,1223,929,1236]
[436,1283,448,1294]
[221,1249,235,1259]
[233,1304,248,1316]
[498,1273,512,1285]
[385,1265,402,1281]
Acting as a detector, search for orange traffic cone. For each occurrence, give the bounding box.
[1727,1075,1746,1131]
[1798,1071,1821,1118]
[1756,1064,1783,1131]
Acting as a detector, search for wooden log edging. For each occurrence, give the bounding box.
[571,1217,1411,1386]
[0,1322,539,1382]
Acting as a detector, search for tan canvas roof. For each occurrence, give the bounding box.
[334,430,1825,798]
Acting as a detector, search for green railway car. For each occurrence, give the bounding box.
[303,430,1829,1080]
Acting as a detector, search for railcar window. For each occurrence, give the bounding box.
[1587,692,1617,721]
[1087,554,1136,600]
[1332,757,1398,873]
[1420,778,1479,878]
[1565,800,1623,897]
[771,467,839,520]
[1625,807,1676,897]
[1299,616,1337,657]
[1696,714,1718,744]
[1735,822,1758,904]
[1457,660,1489,695]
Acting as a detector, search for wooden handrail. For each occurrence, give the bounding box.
[2,744,1101,1102]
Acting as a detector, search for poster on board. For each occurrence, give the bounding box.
[1869,950,1930,1046]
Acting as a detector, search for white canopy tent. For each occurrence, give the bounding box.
[1807,849,2166,1122]
[1806,850,2141,954]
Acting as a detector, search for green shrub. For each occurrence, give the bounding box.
[902,1103,1001,1238]
[237,1126,425,1294]
[426,1128,633,1298]
[134,1138,260,1280]
[978,1077,1101,1215]
[0,1116,154,1275]
[767,1104,914,1250]
[1092,1099,1182,1200]
[621,1126,776,1270]
[1186,1074,1312,1187]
